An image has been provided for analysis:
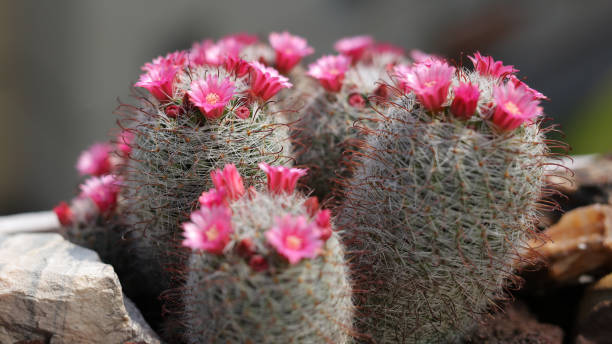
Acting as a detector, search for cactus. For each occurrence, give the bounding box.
[180,164,354,343]
[338,54,556,343]
[291,37,406,201]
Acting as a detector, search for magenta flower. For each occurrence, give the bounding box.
[210,164,245,201]
[234,106,250,119]
[492,82,543,131]
[248,61,293,101]
[76,142,114,176]
[409,50,444,65]
[53,201,73,226]
[221,32,259,46]
[348,93,366,109]
[508,75,548,101]
[117,130,134,157]
[451,82,480,119]
[182,206,233,254]
[265,215,323,265]
[269,31,314,74]
[314,209,332,241]
[334,35,373,63]
[79,175,121,214]
[395,60,456,112]
[469,52,518,79]
[224,55,251,77]
[188,39,215,66]
[373,42,405,57]
[188,75,235,120]
[135,60,180,102]
[198,188,228,208]
[307,55,351,93]
[147,50,187,70]
[258,163,308,195]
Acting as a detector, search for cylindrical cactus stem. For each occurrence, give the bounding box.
[181,164,354,343]
[292,40,406,202]
[338,53,556,343]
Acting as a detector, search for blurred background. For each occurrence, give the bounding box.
[1,0,611,215]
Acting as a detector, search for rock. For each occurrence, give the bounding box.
[0,232,161,344]
[526,204,612,283]
[576,273,612,343]
[468,302,563,344]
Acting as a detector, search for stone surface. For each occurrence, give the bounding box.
[468,302,563,344]
[576,273,612,343]
[0,232,161,344]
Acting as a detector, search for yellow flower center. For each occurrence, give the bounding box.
[286,235,302,250]
[328,68,339,75]
[424,80,437,88]
[205,225,220,241]
[206,92,220,105]
[284,48,294,55]
[504,101,521,115]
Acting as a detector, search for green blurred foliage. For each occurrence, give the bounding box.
[565,73,612,155]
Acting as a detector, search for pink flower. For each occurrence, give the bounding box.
[79,175,121,214]
[135,60,180,102]
[188,39,215,66]
[258,163,308,195]
[451,82,480,119]
[205,38,243,66]
[307,55,351,93]
[508,75,548,101]
[164,104,182,118]
[222,32,259,46]
[188,75,235,119]
[469,52,518,79]
[53,201,73,226]
[117,130,134,157]
[373,42,405,57]
[269,31,314,74]
[235,106,250,119]
[76,143,114,176]
[395,60,456,112]
[314,209,332,241]
[198,187,228,208]
[304,196,320,217]
[224,55,251,77]
[147,50,187,69]
[248,61,293,101]
[210,164,245,201]
[265,215,322,264]
[348,93,366,109]
[334,35,373,63]
[249,255,269,272]
[182,206,233,254]
[409,50,443,65]
[492,82,543,131]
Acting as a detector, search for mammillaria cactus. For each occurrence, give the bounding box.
[338,52,555,343]
[180,163,353,343]
[117,33,300,297]
[291,36,407,201]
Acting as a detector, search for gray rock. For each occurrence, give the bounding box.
[0,232,161,344]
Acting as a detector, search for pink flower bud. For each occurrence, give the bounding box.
[450,82,480,119]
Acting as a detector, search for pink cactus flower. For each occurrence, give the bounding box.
[265,215,323,265]
[198,187,228,208]
[210,164,245,201]
[469,52,518,79]
[164,104,182,118]
[334,35,373,63]
[492,82,543,131]
[451,82,480,119]
[258,163,308,195]
[307,55,351,93]
[222,32,259,46]
[206,38,244,66]
[395,60,456,112]
[53,201,73,226]
[76,142,114,176]
[117,130,134,157]
[304,196,320,217]
[248,61,293,101]
[224,55,251,77]
[188,39,215,66]
[234,106,250,119]
[269,31,314,74]
[348,93,366,109]
[188,75,235,120]
[182,206,233,254]
[314,209,332,241]
[147,50,187,70]
[79,175,121,214]
[135,58,180,102]
[508,75,548,101]
[373,42,405,57]
[409,50,444,65]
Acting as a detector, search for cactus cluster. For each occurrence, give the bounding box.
[338,54,552,343]
[53,31,560,344]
